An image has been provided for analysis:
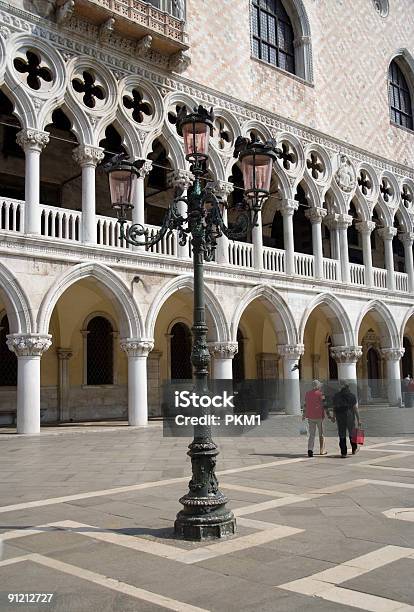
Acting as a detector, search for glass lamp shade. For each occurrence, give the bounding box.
[241,153,273,195]
[182,121,210,157]
[108,169,134,208]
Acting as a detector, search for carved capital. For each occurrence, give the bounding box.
[277,199,299,217]
[305,207,327,224]
[399,232,414,247]
[208,342,238,359]
[213,180,234,203]
[330,346,362,363]
[120,339,154,357]
[168,169,194,190]
[335,213,353,230]
[57,347,73,360]
[72,145,105,167]
[378,226,397,241]
[380,348,405,361]
[16,129,49,152]
[277,344,305,360]
[136,160,153,179]
[355,220,376,235]
[7,334,52,357]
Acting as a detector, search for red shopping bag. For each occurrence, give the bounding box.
[351,428,365,445]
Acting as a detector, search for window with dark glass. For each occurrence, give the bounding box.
[389,60,413,130]
[86,316,113,385]
[252,0,295,74]
[0,315,17,386]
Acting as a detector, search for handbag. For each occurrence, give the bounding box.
[351,428,365,445]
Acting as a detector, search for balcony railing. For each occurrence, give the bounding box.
[1,199,412,294]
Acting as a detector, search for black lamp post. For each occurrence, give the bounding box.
[105,106,277,540]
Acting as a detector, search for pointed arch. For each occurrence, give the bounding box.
[299,293,354,346]
[400,306,414,345]
[37,262,144,339]
[231,285,297,344]
[0,262,33,334]
[146,275,229,342]
[355,300,400,349]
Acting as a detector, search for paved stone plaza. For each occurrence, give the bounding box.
[1,415,414,612]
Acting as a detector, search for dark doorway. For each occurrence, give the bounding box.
[402,336,413,378]
[327,336,338,380]
[170,322,192,380]
[0,314,17,386]
[86,316,114,385]
[293,184,312,255]
[367,347,381,397]
[232,328,245,382]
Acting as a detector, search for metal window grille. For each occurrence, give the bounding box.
[389,60,413,130]
[86,316,114,385]
[252,0,295,74]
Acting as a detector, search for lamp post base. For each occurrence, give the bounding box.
[174,497,236,541]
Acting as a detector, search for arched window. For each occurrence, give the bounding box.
[388,60,413,130]
[86,316,113,385]
[252,0,295,74]
[0,314,17,386]
[170,322,192,380]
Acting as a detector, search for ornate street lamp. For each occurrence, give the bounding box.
[105,106,278,540]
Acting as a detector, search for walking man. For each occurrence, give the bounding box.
[302,379,327,458]
[331,381,361,457]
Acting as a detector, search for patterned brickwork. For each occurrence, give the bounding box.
[184,0,414,166]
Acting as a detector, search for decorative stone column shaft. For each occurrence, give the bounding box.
[324,214,341,278]
[400,232,414,293]
[121,339,154,426]
[336,214,353,285]
[72,145,105,245]
[17,129,50,235]
[132,160,153,250]
[213,181,234,266]
[305,207,327,279]
[378,227,397,291]
[356,221,376,288]
[208,342,238,379]
[278,199,298,276]
[381,348,404,406]
[57,348,73,422]
[168,169,194,259]
[7,334,52,434]
[330,346,362,382]
[277,344,304,415]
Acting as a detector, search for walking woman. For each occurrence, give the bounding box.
[302,380,328,457]
[331,381,361,457]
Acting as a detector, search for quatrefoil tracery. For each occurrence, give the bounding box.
[123,88,153,124]
[168,104,185,125]
[276,142,297,171]
[72,71,105,109]
[402,185,413,208]
[306,152,324,179]
[358,169,373,196]
[380,177,393,203]
[14,51,52,91]
[213,117,232,150]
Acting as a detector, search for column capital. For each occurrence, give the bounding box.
[330,346,362,363]
[213,180,234,203]
[16,128,49,152]
[208,342,238,359]
[7,334,52,357]
[355,220,376,235]
[168,169,194,190]
[380,347,405,361]
[276,198,299,216]
[399,232,414,246]
[305,207,327,224]
[277,344,305,359]
[72,145,105,167]
[335,213,353,230]
[378,226,397,241]
[56,347,73,360]
[136,159,153,179]
[120,338,154,357]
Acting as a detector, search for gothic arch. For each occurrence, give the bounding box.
[388,49,414,96]
[0,262,33,334]
[299,293,354,347]
[355,300,400,349]
[400,307,414,345]
[37,262,144,339]
[231,285,297,345]
[146,275,229,342]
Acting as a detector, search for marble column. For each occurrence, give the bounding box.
[213,181,234,265]
[208,342,238,379]
[7,334,52,434]
[57,348,73,422]
[278,199,298,276]
[168,169,194,259]
[381,348,404,406]
[72,145,105,245]
[378,227,397,291]
[132,160,153,250]
[305,207,327,279]
[277,344,304,415]
[400,232,414,293]
[121,339,154,427]
[324,213,341,278]
[16,129,50,235]
[330,346,362,383]
[336,214,353,285]
[356,221,376,288]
